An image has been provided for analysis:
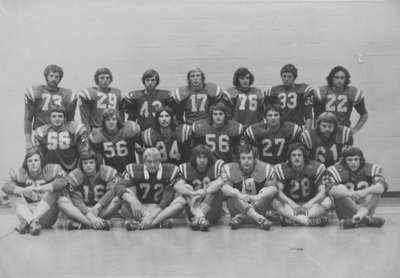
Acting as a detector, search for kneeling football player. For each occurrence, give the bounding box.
[273,143,330,226]
[221,144,277,230]
[326,147,387,229]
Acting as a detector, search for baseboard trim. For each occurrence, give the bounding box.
[383,191,400,198]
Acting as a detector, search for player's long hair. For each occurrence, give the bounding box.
[187,67,205,88]
[326,66,351,88]
[233,67,254,87]
[142,69,160,87]
[189,144,215,170]
[209,102,229,125]
[101,108,124,131]
[316,112,338,136]
[43,64,64,80]
[340,146,365,169]
[79,149,101,172]
[94,67,113,84]
[154,106,177,132]
[287,143,310,167]
[22,149,46,173]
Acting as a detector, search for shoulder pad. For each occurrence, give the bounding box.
[254,160,274,181]
[326,165,343,184]
[308,161,326,181]
[67,121,87,135]
[192,119,210,136]
[274,163,287,181]
[176,124,192,143]
[142,128,157,147]
[89,128,105,144]
[178,163,189,180]
[123,121,141,139]
[172,86,190,103]
[214,159,225,177]
[99,165,118,182]
[109,87,122,96]
[315,86,328,101]
[9,168,27,183]
[347,86,364,104]
[43,164,66,180]
[125,163,143,180]
[300,129,313,149]
[163,163,181,181]
[67,169,85,188]
[221,163,241,182]
[126,90,144,100]
[226,120,244,136]
[336,125,352,145]
[35,124,51,139]
[204,82,221,97]
[363,162,383,177]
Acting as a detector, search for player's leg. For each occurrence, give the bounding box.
[356,194,385,227]
[57,196,92,228]
[8,195,34,234]
[151,196,187,228]
[272,199,309,226]
[98,196,123,219]
[203,190,223,225]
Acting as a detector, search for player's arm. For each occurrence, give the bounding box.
[304,86,315,130]
[193,176,225,198]
[352,98,368,134]
[122,93,138,121]
[66,92,78,122]
[276,181,301,209]
[78,91,92,131]
[303,184,326,210]
[173,179,195,196]
[2,177,33,196]
[77,125,90,156]
[33,178,68,193]
[24,90,36,150]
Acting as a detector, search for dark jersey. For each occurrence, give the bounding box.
[275,161,326,203]
[179,159,224,190]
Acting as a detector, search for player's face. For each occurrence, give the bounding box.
[46,71,61,88]
[281,72,295,87]
[239,152,255,173]
[144,154,161,173]
[345,155,361,172]
[105,115,118,132]
[290,149,305,168]
[332,71,346,88]
[82,159,97,175]
[158,111,171,128]
[238,74,251,88]
[144,76,158,91]
[50,112,65,127]
[319,122,335,138]
[26,154,42,173]
[266,110,280,127]
[97,74,111,89]
[212,110,225,126]
[195,154,209,172]
[189,71,202,87]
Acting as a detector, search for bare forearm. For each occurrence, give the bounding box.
[221,184,240,197]
[352,113,368,134]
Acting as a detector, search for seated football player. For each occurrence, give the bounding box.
[79,67,124,132]
[34,104,89,172]
[171,67,229,125]
[192,102,243,163]
[223,67,264,128]
[273,143,330,226]
[142,107,192,165]
[326,147,387,229]
[2,150,68,235]
[111,148,189,230]
[301,112,353,167]
[221,144,277,230]
[89,108,141,173]
[245,104,302,165]
[123,69,173,130]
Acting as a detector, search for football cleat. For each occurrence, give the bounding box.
[125,220,139,231]
[15,219,30,234]
[257,218,272,230]
[198,217,210,232]
[29,219,42,236]
[308,216,329,227]
[65,220,90,231]
[159,219,174,229]
[265,210,281,224]
[189,217,200,231]
[229,214,244,230]
[102,220,112,231]
[339,218,359,229]
[361,216,385,228]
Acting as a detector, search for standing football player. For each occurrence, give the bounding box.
[314,66,368,134]
[273,143,330,226]
[326,147,387,229]
[301,112,353,167]
[171,67,228,124]
[224,67,264,127]
[89,108,141,173]
[34,105,89,172]
[79,68,124,132]
[221,144,277,230]
[25,64,77,150]
[265,64,314,130]
[192,102,243,163]
[123,69,172,131]
[245,104,301,165]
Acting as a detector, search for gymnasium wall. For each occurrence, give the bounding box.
[1,0,399,190]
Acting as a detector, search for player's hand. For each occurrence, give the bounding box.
[191,195,203,207]
[322,175,335,186]
[87,213,105,229]
[293,206,304,216]
[192,189,207,198]
[351,190,367,201]
[139,216,153,230]
[90,204,101,217]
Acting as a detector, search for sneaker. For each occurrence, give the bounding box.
[29,219,42,236]
[102,220,112,231]
[125,220,139,231]
[159,219,174,229]
[308,216,329,227]
[339,218,359,229]
[265,210,281,224]
[257,218,272,230]
[361,216,385,228]
[15,220,30,234]
[229,214,244,230]
[65,220,82,231]
[198,217,210,232]
[189,217,200,231]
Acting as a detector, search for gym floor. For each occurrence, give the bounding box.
[0,198,399,278]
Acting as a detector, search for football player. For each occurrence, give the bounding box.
[273,143,330,226]
[314,66,368,134]
[192,102,243,163]
[221,144,277,230]
[123,69,172,130]
[265,64,314,130]
[326,147,387,229]
[245,104,301,165]
[142,107,192,165]
[25,64,77,150]
[224,67,264,127]
[89,108,141,173]
[171,67,228,124]
[34,105,89,172]
[79,68,124,131]
[301,112,353,167]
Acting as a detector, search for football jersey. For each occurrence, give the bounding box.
[301,125,353,167]
[224,87,264,127]
[142,124,192,165]
[34,121,89,172]
[192,119,244,162]
[326,162,388,192]
[172,82,226,124]
[79,87,124,130]
[67,165,118,206]
[314,85,367,127]
[89,121,141,173]
[275,161,326,203]
[123,89,172,130]
[221,160,275,195]
[245,121,302,164]
[265,84,314,126]
[123,163,183,206]
[179,159,224,190]
[24,85,77,130]
[7,164,66,203]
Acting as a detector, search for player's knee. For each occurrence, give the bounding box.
[113,184,128,199]
[321,197,333,210]
[57,196,72,209]
[272,198,283,210]
[172,196,187,207]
